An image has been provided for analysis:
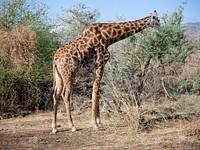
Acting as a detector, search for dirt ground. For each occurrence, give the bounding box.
[0,111,200,150]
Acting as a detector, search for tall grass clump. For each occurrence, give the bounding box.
[102,4,196,131]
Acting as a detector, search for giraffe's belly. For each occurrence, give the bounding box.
[77,61,96,75]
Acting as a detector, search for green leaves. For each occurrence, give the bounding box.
[0,0,47,28]
[133,6,193,66]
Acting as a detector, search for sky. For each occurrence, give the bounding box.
[42,0,200,23]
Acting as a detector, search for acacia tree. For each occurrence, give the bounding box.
[134,6,193,72]
[58,3,100,43]
[132,5,194,100]
[103,4,194,110]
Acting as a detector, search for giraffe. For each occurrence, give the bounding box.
[52,10,160,133]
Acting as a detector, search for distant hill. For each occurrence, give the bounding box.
[184,22,200,42]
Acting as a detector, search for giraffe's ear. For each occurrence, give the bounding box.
[150,13,153,16]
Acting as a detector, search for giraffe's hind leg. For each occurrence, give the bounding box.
[52,89,59,134]
[52,65,63,134]
[62,76,76,132]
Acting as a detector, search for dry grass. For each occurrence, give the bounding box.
[0,22,36,68]
[101,94,200,134]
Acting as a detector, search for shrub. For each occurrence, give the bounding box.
[0,67,52,118]
[0,0,60,117]
[0,24,36,68]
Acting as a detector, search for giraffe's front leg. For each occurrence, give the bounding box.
[96,104,102,127]
[103,50,110,64]
[94,49,109,128]
[91,65,104,130]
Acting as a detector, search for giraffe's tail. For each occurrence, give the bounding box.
[45,62,56,110]
[52,62,56,91]
[45,87,54,110]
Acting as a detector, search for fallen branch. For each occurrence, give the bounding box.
[140,112,200,131]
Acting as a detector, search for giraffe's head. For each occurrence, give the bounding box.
[148,10,160,27]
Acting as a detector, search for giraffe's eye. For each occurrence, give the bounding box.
[152,16,156,19]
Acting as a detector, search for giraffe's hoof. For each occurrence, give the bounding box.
[71,126,77,132]
[94,126,99,130]
[97,118,102,127]
[51,129,58,134]
[98,123,103,128]
[92,124,99,130]
[91,120,99,130]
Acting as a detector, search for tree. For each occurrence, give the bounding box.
[0,0,47,28]
[131,5,194,77]
[103,4,194,109]
[58,3,100,43]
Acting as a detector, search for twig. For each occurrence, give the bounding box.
[161,77,172,99]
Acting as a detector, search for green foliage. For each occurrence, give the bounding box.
[0,0,47,28]
[132,6,194,66]
[33,25,60,71]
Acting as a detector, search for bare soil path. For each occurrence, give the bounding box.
[0,112,199,150]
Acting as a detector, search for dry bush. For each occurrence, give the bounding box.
[0,22,36,68]
[142,63,181,101]
[101,56,197,132]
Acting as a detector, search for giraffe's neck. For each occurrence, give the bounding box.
[100,16,151,48]
[66,16,152,52]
